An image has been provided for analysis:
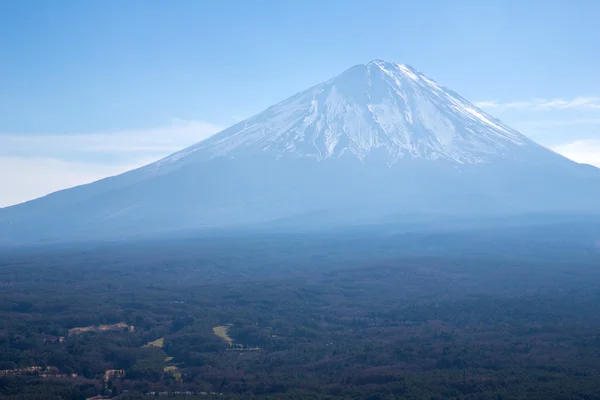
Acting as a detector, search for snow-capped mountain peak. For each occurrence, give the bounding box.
[3,60,599,244]
[160,60,531,167]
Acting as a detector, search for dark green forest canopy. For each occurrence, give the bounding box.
[1,223,600,399]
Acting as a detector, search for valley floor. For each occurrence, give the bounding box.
[1,224,600,399]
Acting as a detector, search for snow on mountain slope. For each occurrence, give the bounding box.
[156,60,533,169]
[1,60,599,244]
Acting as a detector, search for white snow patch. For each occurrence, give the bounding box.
[397,64,420,81]
[463,107,506,130]
[421,75,442,90]
[152,60,532,167]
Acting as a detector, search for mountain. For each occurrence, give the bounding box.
[2,60,599,243]
[164,60,531,165]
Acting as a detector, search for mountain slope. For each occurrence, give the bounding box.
[2,60,599,243]
[157,60,533,167]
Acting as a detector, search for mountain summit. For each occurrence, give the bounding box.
[159,60,531,167]
[2,60,599,243]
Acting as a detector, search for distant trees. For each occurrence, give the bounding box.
[2,235,600,399]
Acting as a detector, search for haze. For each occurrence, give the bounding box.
[1,2,600,400]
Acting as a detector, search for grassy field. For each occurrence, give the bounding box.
[164,365,181,381]
[143,337,180,379]
[212,325,233,346]
[68,322,133,336]
[145,337,165,348]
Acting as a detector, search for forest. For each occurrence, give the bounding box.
[1,220,600,399]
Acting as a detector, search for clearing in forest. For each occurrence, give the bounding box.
[164,365,181,381]
[212,325,233,346]
[144,337,164,348]
[68,322,134,336]
[212,324,261,351]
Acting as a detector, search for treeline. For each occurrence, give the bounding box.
[1,232,600,399]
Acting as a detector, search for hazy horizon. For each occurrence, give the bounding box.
[2,4,600,399]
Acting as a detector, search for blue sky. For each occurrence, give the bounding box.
[1,0,599,206]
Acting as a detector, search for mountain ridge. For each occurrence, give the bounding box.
[1,60,599,244]
[152,60,538,170]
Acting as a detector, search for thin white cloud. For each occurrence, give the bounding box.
[0,119,222,158]
[0,120,222,207]
[517,118,600,129]
[552,139,600,167]
[0,156,155,207]
[2,116,597,208]
[476,97,600,111]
